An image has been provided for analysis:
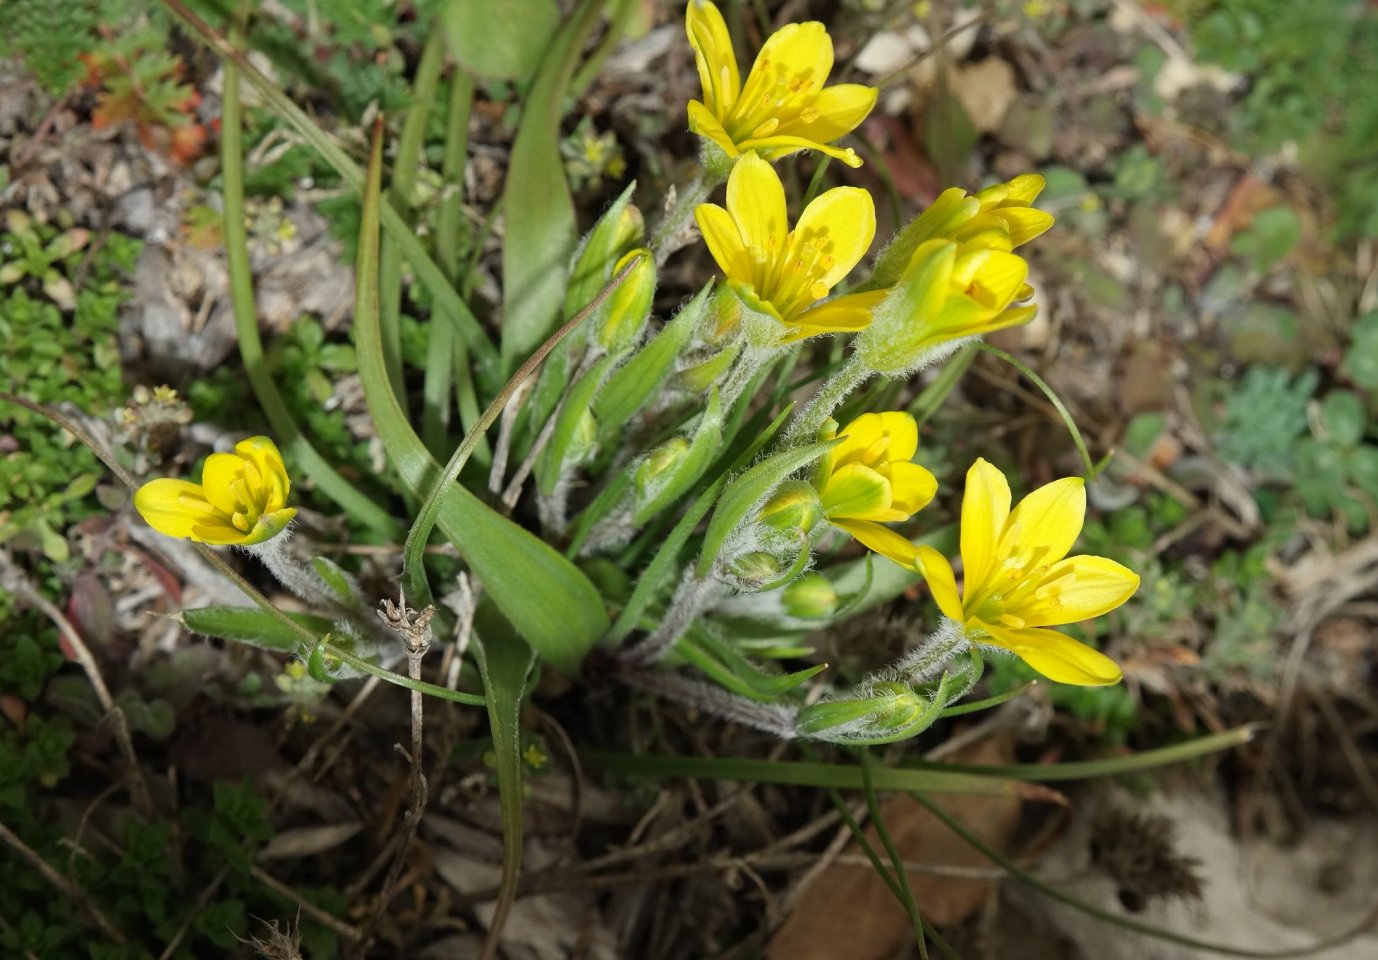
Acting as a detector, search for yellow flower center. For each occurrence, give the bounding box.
[726,56,821,140]
[765,234,836,320]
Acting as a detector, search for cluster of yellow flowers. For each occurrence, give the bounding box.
[132,1,1138,691]
[684,0,1136,686]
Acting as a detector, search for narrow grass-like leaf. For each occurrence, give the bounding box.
[355,117,609,673]
[696,440,840,577]
[686,628,826,697]
[472,602,536,960]
[379,29,445,400]
[587,752,1029,796]
[180,606,334,653]
[161,0,500,379]
[500,0,605,369]
[607,476,727,645]
[862,750,929,959]
[535,353,619,494]
[220,11,402,539]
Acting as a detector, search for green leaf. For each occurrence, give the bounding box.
[442,0,561,84]
[697,439,840,577]
[683,628,826,697]
[473,602,536,953]
[181,606,334,653]
[355,117,609,673]
[536,353,619,494]
[500,0,605,370]
[595,283,707,432]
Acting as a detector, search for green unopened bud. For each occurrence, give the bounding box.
[782,573,839,619]
[565,409,599,465]
[725,550,788,589]
[595,249,654,353]
[677,341,741,393]
[635,436,689,495]
[759,481,824,538]
[566,186,643,317]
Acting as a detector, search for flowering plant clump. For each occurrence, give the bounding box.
[116,0,1142,766]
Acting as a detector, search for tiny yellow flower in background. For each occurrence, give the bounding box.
[913,458,1139,686]
[813,411,937,567]
[856,174,1055,373]
[696,153,882,342]
[134,436,296,546]
[685,0,877,168]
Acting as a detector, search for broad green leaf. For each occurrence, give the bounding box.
[697,440,840,577]
[356,120,609,673]
[595,283,708,433]
[181,606,334,652]
[500,0,605,369]
[442,0,561,84]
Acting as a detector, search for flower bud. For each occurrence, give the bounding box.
[758,480,824,539]
[564,409,600,465]
[724,550,789,590]
[595,249,655,353]
[635,436,690,497]
[565,188,643,318]
[782,573,840,619]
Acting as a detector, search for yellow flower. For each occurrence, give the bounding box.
[857,174,1055,373]
[696,153,882,342]
[685,0,877,168]
[134,436,296,546]
[913,459,1139,686]
[814,412,937,567]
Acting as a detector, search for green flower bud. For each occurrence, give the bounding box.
[595,249,655,353]
[635,436,690,497]
[565,186,644,317]
[701,284,743,343]
[781,573,840,619]
[725,550,789,589]
[758,480,824,538]
[564,409,599,465]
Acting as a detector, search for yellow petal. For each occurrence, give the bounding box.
[687,99,741,156]
[991,173,1045,207]
[885,461,937,517]
[190,518,258,545]
[686,0,740,117]
[777,83,877,142]
[999,476,1086,569]
[1017,555,1140,627]
[134,478,223,540]
[740,134,862,167]
[725,153,788,280]
[960,458,1010,595]
[995,206,1055,247]
[782,290,884,342]
[914,544,964,622]
[967,250,1029,311]
[696,202,751,282]
[737,21,832,120]
[790,186,875,290]
[832,518,918,569]
[873,411,917,462]
[821,462,891,520]
[831,412,883,469]
[981,623,1122,686]
[200,451,247,516]
[235,436,291,504]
